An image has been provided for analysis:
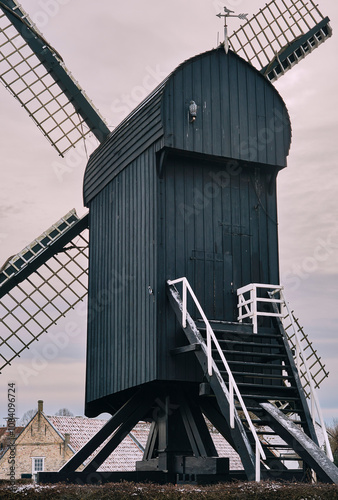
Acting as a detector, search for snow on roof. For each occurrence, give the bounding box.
[46,416,244,471]
[210,428,244,470]
[47,416,150,472]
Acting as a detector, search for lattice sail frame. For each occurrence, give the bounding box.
[0,210,88,373]
[229,0,332,82]
[0,0,109,156]
[282,310,329,398]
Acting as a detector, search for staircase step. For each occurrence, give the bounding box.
[221,367,290,376]
[245,437,294,450]
[227,360,291,370]
[212,339,285,350]
[255,430,277,435]
[220,374,296,387]
[261,444,294,450]
[240,407,305,415]
[238,403,303,414]
[250,419,307,426]
[260,455,301,461]
[230,371,294,380]
[198,324,282,339]
[240,394,301,401]
[214,349,287,359]
[195,320,253,335]
[233,382,297,392]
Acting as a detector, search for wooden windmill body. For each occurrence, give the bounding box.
[0,0,337,484]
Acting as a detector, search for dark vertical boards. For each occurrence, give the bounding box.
[246,166,280,286]
[239,173,251,290]
[159,153,279,327]
[162,47,291,169]
[266,168,280,286]
[83,87,165,205]
[85,146,158,413]
[157,155,202,383]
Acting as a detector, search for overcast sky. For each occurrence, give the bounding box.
[0,0,337,426]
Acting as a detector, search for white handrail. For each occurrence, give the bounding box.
[279,290,334,462]
[168,277,266,481]
[237,283,284,333]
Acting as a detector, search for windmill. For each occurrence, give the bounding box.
[0,0,337,484]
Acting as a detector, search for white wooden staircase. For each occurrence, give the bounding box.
[167,278,338,483]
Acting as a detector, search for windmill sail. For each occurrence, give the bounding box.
[0,0,110,156]
[229,0,332,83]
[0,210,88,373]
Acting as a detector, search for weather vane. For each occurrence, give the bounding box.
[217,6,248,54]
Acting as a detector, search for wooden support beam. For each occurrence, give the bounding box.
[178,393,218,458]
[142,421,158,461]
[83,389,157,473]
[261,403,338,484]
[59,388,153,473]
[170,344,202,355]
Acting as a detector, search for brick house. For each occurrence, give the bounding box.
[0,401,75,481]
[0,400,243,481]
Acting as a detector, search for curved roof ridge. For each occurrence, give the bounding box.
[84,45,291,206]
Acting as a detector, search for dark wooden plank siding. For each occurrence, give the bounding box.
[83,88,165,205]
[159,154,279,324]
[162,48,291,167]
[86,147,158,407]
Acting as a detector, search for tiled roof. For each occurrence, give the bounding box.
[0,426,24,460]
[46,416,243,472]
[47,416,150,472]
[47,416,105,453]
[0,426,24,439]
[210,428,244,470]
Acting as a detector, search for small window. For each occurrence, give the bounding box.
[32,457,44,474]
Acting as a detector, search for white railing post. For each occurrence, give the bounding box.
[229,378,234,429]
[238,291,244,324]
[255,440,261,482]
[207,324,212,377]
[252,285,257,334]
[182,278,187,328]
